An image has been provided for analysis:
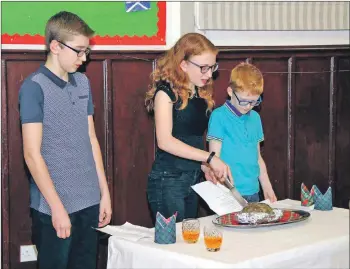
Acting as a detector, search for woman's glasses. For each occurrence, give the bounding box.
[187,60,219,74]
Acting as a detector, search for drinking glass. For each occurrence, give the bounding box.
[182,218,200,243]
[204,225,223,252]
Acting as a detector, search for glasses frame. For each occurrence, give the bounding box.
[187,59,219,74]
[57,41,91,57]
[232,90,262,107]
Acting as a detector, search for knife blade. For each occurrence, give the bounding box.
[224,177,248,207]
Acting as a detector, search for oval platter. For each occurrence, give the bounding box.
[213,209,311,228]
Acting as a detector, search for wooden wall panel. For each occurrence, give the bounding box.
[6,60,43,269]
[294,57,332,197]
[253,58,289,200]
[2,47,350,269]
[85,60,107,164]
[111,59,155,228]
[335,56,350,209]
[1,58,10,269]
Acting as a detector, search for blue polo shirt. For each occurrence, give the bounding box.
[207,101,264,195]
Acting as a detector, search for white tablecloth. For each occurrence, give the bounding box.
[107,199,349,269]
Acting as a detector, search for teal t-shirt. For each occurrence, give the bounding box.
[207,101,264,195]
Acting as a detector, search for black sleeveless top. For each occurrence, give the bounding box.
[151,81,209,172]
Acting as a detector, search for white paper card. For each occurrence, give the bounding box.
[191,181,243,216]
[96,222,153,242]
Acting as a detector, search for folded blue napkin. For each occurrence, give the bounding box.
[314,186,333,211]
[154,212,177,244]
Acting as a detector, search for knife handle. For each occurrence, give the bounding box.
[224,176,234,189]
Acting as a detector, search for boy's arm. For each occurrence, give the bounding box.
[209,140,223,158]
[257,144,277,202]
[22,123,72,238]
[88,116,112,227]
[86,79,111,227]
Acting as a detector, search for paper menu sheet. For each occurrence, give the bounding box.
[191,181,244,216]
[96,222,153,242]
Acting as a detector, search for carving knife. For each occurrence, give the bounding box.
[224,177,248,207]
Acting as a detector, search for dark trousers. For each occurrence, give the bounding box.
[242,192,260,203]
[147,169,201,223]
[31,204,100,269]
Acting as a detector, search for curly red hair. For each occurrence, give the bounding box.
[145,33,218,112]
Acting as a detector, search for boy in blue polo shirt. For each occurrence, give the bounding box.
[19,11,111,269]
[207,63,277,203]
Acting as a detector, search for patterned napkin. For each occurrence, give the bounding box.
[314,186,333,211]
[154,212,177,244]
[301,183,315,207]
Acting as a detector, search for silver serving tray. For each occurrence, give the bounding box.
[213,209,311,228]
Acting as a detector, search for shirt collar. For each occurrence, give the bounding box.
[39,65,77,89]
[224,100,251,117]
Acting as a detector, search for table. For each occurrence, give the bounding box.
[106,199,349,268]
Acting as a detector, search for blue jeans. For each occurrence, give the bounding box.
[242,192,260,203]
[147,169,201,223]
[31,204,99,269]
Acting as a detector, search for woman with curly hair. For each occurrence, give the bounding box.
[145,33,232,222]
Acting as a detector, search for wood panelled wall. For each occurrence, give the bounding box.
[2,47,350,269]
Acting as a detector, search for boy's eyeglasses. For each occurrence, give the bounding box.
[187,60,219,74]
[57,41,91,57]
[233,91,262,106]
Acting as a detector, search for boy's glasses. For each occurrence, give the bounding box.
[58,41,91,57]
[187,60,219,74]
[233,91,262,106]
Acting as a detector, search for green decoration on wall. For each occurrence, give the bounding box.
[2,1,158,37]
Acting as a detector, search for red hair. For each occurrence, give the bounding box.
[145,33,218,112]
[230,63,264,95]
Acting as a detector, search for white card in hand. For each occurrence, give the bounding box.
[192,181,244,216]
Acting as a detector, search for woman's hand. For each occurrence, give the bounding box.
[208,156,233,184]
[201,163,218,184]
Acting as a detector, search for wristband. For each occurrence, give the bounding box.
[206,152,216,164]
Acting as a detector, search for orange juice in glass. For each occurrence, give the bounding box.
[182,218,200,243]
[204,226,223,252]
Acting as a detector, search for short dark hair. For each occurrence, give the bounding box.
[45,11,94,52]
